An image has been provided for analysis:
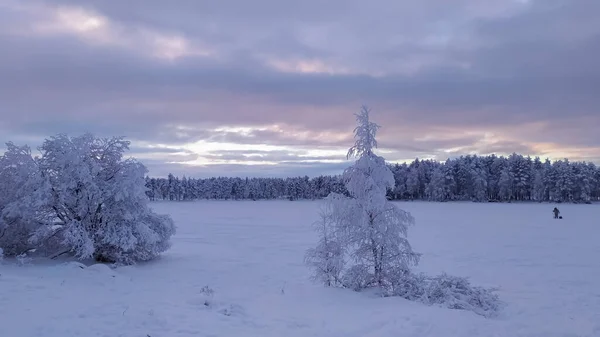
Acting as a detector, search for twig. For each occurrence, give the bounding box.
[49,249,71,260]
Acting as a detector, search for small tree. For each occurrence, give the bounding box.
[306,106,420,292]
[305,107,501,317]
[304,194,346,287]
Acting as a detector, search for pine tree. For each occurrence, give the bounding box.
[426,166,447,201]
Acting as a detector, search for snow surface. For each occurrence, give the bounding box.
[1,201,599,337]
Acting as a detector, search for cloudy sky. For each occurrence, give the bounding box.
[1,0,598,177]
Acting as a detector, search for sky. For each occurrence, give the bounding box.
[0,0,599,178]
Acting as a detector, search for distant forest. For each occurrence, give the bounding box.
[145,153,600,203]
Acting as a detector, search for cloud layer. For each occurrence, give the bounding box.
[1,0,599,177]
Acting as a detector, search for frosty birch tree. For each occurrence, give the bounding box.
[342,106,420,289]
[304,107,501,317]
[306,106,420,292]
[304,193,347,287]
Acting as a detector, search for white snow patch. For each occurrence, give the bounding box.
[60,261,87,270]
[0,200,599,336]
[85,263,115,273]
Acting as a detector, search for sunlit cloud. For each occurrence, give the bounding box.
[53,7,106,32]
[5,2,215,61]
[267,58,353,75]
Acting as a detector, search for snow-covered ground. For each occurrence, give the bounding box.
[1,201,599,337]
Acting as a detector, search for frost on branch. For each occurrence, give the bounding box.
[0,134,176,264]
[305,106,502,317]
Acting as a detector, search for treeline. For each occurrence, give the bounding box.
[146,153,600,203]
[145,175,348,201]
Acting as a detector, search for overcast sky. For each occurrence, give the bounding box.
[1,0,598,177]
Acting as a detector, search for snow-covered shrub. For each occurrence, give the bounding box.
[420,273,501,317]
[0,134,176,264]
[305,106,502,318]
[0,247,4,261]
[199,285,216,307]
[35,134,177,263]
[383,272,501,317]
[382,268,427,300]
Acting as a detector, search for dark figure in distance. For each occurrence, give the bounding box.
[553,207,560,219]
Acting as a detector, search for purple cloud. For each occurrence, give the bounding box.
[0,0,599,176]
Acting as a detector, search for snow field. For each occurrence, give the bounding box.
[1,200,600,336]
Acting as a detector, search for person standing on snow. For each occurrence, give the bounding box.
[553,207,560,219]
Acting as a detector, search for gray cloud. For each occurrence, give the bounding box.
[146,160,350,179]
[129,146,199,163]
[0,0,599,176]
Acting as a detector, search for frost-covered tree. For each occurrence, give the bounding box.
[498,167,513,201]
[532,170,545,202]
[405,168,420,199]
[305,107,502,317]
[470,158,488,202]
[306,106,420,293]
[426,166,446,201]
[0,142,43,256]
[40,134,176,263]
[342,106,420,289]
[0,134,176,264]
[304,194,346,286]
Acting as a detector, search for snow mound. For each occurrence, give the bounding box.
[60,261,87,270]
[85,263,118,276]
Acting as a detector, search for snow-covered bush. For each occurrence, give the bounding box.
[0,134,176,264]
[420,273,501,317]
[305,106,502,317]
[381,267,427,299]
[386,272,501,317]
